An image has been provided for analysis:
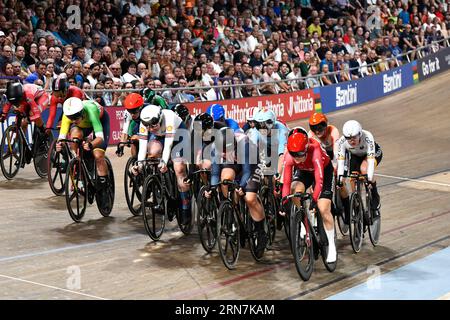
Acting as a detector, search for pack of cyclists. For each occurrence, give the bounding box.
[0,78,383,275]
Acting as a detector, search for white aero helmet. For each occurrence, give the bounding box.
[246,106,260,121]
[140,104,162,127]
[342,120,362,138]
[63,97,84,118]
[254,108,276,123]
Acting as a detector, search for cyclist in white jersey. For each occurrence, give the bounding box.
[336,120,383,220]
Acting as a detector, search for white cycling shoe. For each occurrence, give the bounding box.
[326,228,337,263]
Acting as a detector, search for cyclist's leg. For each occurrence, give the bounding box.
[290,169,311,208]
[220,166,236,198]
[317,163,336,262]
[360,144,383,209]
[341,152,363,223]
[245,172,267,252]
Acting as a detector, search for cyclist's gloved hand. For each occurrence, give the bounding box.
[116,145,124,157]
[0,113,6,122]
[158,160,168,173]
[82,141,93,151]
[309,200,317,212]
[55,141,63,152]
[204,185,216,199]
[183,174,193,185]
[132,162,144,176]
[236,187,246,197]
[337,175,344,187]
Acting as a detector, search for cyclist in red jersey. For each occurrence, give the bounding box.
[280,127,336,263]
[46,77,84,135]
[0,82,49,134]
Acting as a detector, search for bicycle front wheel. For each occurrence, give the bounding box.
[65,157,87,223]
[124,157,142,216]
[291,208,314,281]
[0,125,24,180]
[47,140,70,196]
[349,193,364,253]
[217,200,240,270]
[33,132,51,178]
[142,175,166,241]
[196,186,218,253]
[260,186,277,249]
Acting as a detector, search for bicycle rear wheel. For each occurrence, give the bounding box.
[217,200,240,270]
[47,140,70,196]
[65,158,87,223]
[349,193,364,253]
[33,131,51,178]
[196,186,218,253]
[124,157,142,216]
[142,175,166,241]
[291,207,314,280]
[0,125,23,180]
[97,157,115,217]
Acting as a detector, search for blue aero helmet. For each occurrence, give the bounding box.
[206,103,225,121]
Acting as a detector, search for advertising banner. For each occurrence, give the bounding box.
[185,89,318,126]
[320,64,414,113]
[416,46,450,81]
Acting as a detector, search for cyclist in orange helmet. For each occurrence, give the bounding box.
[116,93,144,157]
[308,112,339,161]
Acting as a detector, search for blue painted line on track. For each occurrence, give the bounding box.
[327,246,450,300]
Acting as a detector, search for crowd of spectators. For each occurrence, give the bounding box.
[0,0,449,106]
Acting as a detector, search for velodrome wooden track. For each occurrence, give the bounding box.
[0,71,449,300]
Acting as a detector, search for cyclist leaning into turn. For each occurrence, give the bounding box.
[132,104,192,225]
[281,127,337,263]
[116,93,144,158]
[336,120,383,216]
[56,97,111,209]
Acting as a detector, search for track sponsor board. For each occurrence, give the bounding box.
[416,46,450,81]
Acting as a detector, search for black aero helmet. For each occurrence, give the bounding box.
[194,112,213,131]
[172,103,191,122]
[6,82,24,104]
[52,77,69,93]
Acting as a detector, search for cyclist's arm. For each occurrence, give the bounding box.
[211,146,221,187]
[85,102,105,147]
[121,112,131,141]
[330,125,340,162]
[281,154,294,198]
[226,118,244,133]
[238,139,252,189]
[312,148,325,202]
[276,122,288,156]
[2,102,12,115]
[137,123,148,161]
[365,131,376,182]
[161,117,179,164]
[58,115,72,140]
[336,136,346,179]
[154,95,169,109]
[46,95,58,129]
[26,91,43,121]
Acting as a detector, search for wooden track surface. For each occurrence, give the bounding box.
[0,71,449,300]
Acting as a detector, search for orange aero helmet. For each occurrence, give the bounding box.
[309,112,328,132]
[309,112,328,126]
[123,93,144,111]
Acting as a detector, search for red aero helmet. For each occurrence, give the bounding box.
[287,128,309,157]
[123,93,144,110]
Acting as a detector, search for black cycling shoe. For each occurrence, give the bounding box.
[179,208,191,225]
[371,192,381,211]
[255,231,268,258]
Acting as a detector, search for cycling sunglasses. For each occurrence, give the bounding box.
[143,117,160,127]
[310,123,327,133]
[345,133,360,141]
[66,110,83,121]
[289,150,307,158]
